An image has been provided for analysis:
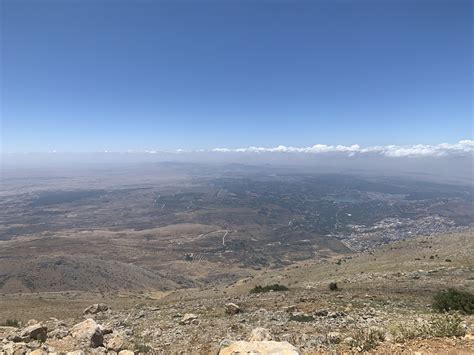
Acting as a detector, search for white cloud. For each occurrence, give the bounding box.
[210,140,474,158]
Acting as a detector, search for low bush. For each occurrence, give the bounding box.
[432,288,474,314]
[429,313,465,337]
[391,313,466,342]
[3,319,20,327]
[289,314,314,322]
[350,327,385,351]
[391,322,424,342]
[250,284,289,294]
[329,282,338,291]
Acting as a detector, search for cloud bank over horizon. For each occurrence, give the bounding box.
[2,140,473,159]
[210,140,474,158]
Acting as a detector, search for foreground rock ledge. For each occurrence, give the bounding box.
[219,340,300,355]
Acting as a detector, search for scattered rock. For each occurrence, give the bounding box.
[134,310,146,320]
[0,326,17,340]
[283,305,297,313]
[225,303,241,315]
[106,334,125,352]
[180,313,198,325]
[249,327,272,341]
[99,324,114,335]
[327,311,346,318]
[70,319,104,348]
[89,346,108,354]
[343,336,354,345]
[314,309,329,317]
[83,303,109,315]
[118,350,134,355]
[327,332,341,344]
[219,338,233,348]
[19,323,47,342]
[49,325,69,339]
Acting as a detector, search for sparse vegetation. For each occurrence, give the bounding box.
[134,343,153,353]
[249,284,289,294]
[391,313,466,342]
[350,327,385,351]
[432,288,474,314]
[289,314,314,322]
[2,319,20,327]
[329,282,338,291]
[428,313,465,337]
[391,322,424,342]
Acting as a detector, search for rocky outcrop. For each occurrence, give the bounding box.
[20,323,48,342]
[70,318,104,348]
[7,323,47,343]
[83,303,110,315]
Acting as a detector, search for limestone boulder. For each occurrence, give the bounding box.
[19,323,47,342]
[83,303,109,315]
[70,319,104,348]
[219,341,299,355]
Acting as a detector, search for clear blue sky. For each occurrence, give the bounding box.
[1,0,472,152]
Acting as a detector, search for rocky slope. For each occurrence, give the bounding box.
[1,231,473,354]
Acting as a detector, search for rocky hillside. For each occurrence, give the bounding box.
[1,231,473,354]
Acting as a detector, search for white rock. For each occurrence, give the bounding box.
[179,313,198,325]
[219,341,299,355]
[106,334,124,352]
[70,319,104,348]
[225,303,241,315]
[83,304,109,315]
[29,350,48,355]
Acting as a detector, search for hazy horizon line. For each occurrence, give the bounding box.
[2,139,473,158]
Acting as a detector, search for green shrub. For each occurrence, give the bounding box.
[429,313,465,337]
[329,282,338,291]
[391,323,423,342]
[3,319,20,327]
[250,284,289,294]
[391,313,466,342]
[289,314,314,322]
[432,288,474,314]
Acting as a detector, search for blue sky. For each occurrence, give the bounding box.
[1,0,472,153]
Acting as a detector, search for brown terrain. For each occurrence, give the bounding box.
[0,230,473,354]
[0,166,473,354]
